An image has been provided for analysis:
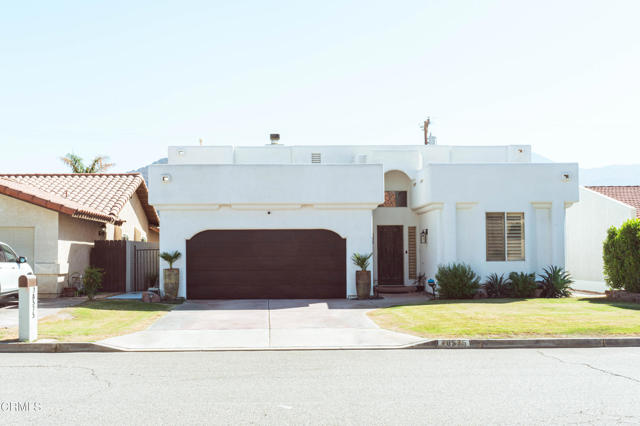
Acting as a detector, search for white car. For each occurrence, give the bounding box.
[0,242,34,296]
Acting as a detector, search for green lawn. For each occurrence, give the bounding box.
[1,300,173,343]
[368,297,640,338]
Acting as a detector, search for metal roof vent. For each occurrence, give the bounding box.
[311,153,321,164]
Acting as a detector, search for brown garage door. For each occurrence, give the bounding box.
[186,229,346,299]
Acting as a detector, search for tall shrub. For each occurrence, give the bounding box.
[83,267,103,301]
[435,263,480,299]
[508,272,536,298]
[603,219,640,292]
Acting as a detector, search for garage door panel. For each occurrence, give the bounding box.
[187,229,346,299]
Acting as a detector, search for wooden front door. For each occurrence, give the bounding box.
[377,225,404,285]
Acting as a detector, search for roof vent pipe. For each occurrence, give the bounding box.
[270,134,280,145]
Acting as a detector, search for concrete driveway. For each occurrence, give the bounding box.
[100,295,427,350]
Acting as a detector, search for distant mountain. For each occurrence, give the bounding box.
[130,157,167,184]
[532,152,639,186]
[580,165,640,186]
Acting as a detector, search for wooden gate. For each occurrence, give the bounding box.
[133,246,159,291]
[90,240,127,292]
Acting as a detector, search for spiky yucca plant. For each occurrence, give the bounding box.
[539,266,573,298]
[484,273,510,298]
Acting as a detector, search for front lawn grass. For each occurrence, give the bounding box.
[368,297,640,338]
[1,300,173,343]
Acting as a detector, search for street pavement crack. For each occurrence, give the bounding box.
[537,350,640,384]
[0,364,112,395]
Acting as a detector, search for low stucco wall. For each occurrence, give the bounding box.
[566,187,635,282]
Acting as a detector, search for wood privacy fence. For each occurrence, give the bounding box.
[90,240,127,292]
[90,240,159,293]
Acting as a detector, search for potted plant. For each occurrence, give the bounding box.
[413,273,427,293]
[160,250,182,300]
[351,252,373,300]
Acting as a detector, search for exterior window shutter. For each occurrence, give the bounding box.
[506,213,525,261]
[408,226,417,280]
[486,213,506,261]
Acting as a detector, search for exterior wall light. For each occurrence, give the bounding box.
[561,172,571,182]
[178,150,185,156]
[420,229,428,244]
[161,174,171,183]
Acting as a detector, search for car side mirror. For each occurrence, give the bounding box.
[18,256,27,264]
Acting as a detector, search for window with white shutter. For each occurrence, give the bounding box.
[486,212,524,261]
[506,213,525,261]
[486,213,506,261]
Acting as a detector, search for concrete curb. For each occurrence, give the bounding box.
[407,337,640,349]
[1,338,639,352]
[0,342,121,353]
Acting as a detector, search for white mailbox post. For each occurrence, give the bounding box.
[18,275,38,342]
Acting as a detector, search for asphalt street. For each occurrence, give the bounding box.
[0,348,639,425]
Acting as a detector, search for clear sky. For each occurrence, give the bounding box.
[1,0,638,173]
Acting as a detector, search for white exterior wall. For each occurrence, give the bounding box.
[150,163,384,298]
[153,143,576,298]
[158,208,374,298]
[413,163,579,280]
[566,187,635,282]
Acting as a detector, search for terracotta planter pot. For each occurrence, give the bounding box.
[163,268,179,300]
[356,271,371,300]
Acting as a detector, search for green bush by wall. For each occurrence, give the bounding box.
[435,263,480,299]
[603,218,640,293]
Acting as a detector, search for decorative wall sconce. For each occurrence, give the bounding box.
[98,224,107,237]
[161,174,171,183]
[420,229,428,244]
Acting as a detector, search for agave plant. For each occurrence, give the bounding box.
[351,253,373,271]
[160,250,182,269]
[484,273,510,298]
[539,266,573,298]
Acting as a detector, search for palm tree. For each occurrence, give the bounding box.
[61,153,115,173]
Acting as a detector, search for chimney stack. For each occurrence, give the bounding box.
[270,133,280,145]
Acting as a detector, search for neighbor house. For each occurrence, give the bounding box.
[566,186,639,291]
[0,173,159,296]
[149,142,578,299]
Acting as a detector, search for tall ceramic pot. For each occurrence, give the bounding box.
[356,271,371,300]
[163,268,179,300]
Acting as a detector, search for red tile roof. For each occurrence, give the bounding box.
[0,173,159,226]
[586,186,640,218]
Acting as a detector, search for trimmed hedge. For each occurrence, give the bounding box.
[603,219,640,293]
[435,263,480,299]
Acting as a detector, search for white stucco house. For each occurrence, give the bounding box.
[149,142,578,299]
[566,186,639,292]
